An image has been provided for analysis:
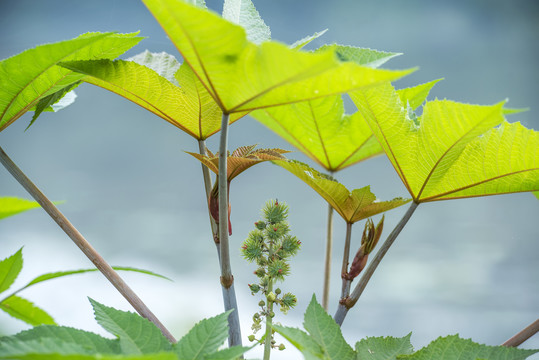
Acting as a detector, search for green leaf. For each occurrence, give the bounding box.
[396,79,441,111]
[0,32,142,132]
[222,0,271,45]
[273,160,410,223]
[303,295,355,360]
[127,50,181,85]
[291,29,328,50]
[533,191,539,200]
[0,248,23,293]
[174,311,231,360]
[0,295,56,326]
[204,345,253,360]
[22,266,170,291]
[0,197,41,220]
[397,335,537,360]
[252,95,383,171]
[317,45,400,68]
[60,59,243,140]
[272,324,325,360]
[90,298,172,355]
[355,333,413,360]
[350,82,539,202]
[26,83,79,130]
[2,325,119,354]
[142,0,413,113]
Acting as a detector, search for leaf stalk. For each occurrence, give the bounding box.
[217,112,242,347]
[334,201,419,325]
[0,145,176,343]
[322,202,334,311]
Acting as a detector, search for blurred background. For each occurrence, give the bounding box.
[0,0,538,358]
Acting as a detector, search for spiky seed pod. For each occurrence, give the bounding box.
[268,259,289,281]
[263,199,288,224]
[248,283,260,294]
[255,221,266,230]
[254,268,266,277]
[242,237,265,262]
[281,235,301,257]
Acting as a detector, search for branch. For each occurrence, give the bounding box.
[335,202,419,325]
[0,145,176,343]
[503,318,539,348]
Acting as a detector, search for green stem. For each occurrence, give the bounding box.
[217,112,242,348]
[0,145,176,343]
[340,222,353,299]
[334,202,419,326]
[263,241,275,360]
[322,202,334,311]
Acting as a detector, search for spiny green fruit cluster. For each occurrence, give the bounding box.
[241,199,301,348]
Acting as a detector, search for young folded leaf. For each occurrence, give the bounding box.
[273,160,410,223]
[61,56,244,139]
[350,82,539,202]
[0,32,142,132]
[0,197,41,220]
[188,146,289,236]
[142,0,414,113]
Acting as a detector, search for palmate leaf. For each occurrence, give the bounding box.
[222,0,271,45]
[142,0,413,113]
[90,299,172,355]
[2,325,119,354]
[173,311,231,360]
[61,56,244,140]
[0,197,40,220]
[274,160,410,224]
[350,82,539,202]
[186,145,289,181]
[252,95,383,172]
[251,47,405,171]
[303,295,355,360]
[0,32,142,132]
[355,333,414,360]
[0,295,56,326]
[397,335,537,360]
[0,248,23,294]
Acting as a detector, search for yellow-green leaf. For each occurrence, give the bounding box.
[0,197,40,220]
[274,160,410,223]
[142,0,413,113]
[61,57,243,140]
[350,82,539,202]
[0,248,23,294]
[253,95,383,171]
[0,295,56,326]
[0,32,142,132]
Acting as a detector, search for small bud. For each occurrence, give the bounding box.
[248,335,256,342]
[348,244,368,280]
[255,221,266,230]
[278,344,286,351]
[248,283,260,293]
[275,288,282,295]
[269,311,275,318]
[254,268,266,277]
[267,292,276,302]
[258,300,266,307]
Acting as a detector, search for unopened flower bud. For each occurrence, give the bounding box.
[248,335,256,342]
[255,221,266,230]
[275,288,281,295]
[267,292,276,302]
[278,344,286,351]
[258,300,266,307]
